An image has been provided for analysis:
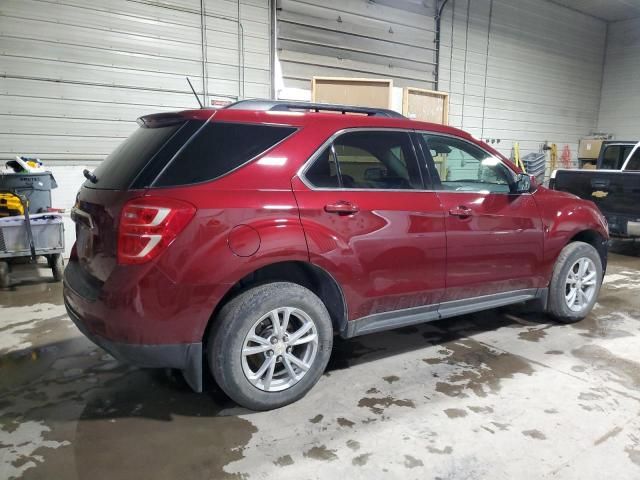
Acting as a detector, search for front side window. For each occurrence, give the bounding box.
[304,131,423,190]
[420,134,514,193]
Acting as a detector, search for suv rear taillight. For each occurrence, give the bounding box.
[117,197,196,265]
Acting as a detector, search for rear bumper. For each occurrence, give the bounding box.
[606,213,640,238]
[64,288,203,392]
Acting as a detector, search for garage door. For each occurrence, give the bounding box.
[276,0,437,94]
[0,0,272,163]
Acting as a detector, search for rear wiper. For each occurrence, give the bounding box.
[83,169,98,184]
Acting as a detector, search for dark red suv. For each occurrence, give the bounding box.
[64,100,608,410]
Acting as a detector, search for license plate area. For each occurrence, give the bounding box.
[71,207,95,259]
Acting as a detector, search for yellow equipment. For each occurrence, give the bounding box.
[512,142,526,172]
[549,143,558,172]
[0,193,25,217]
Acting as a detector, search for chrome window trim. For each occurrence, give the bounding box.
[297,127,526,195]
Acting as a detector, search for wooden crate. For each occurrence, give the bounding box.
[311,77,393,109]
[402,87,449,124]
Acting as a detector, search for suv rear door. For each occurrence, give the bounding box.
[292,129,446,324]
[416,133,545,302]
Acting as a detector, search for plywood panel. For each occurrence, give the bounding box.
[311,77,392,109]
[403,88,449,124]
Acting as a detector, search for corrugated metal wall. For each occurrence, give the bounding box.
[439,0,607,160]
[276,0,437,93]
[0,0,271,163]
[598,17,640,139]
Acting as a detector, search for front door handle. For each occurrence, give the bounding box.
[325,201,359,215]
[449,205,473,218]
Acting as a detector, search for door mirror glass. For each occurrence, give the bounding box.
[514,173,532,194]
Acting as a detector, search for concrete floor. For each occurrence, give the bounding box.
[1,244,640,479]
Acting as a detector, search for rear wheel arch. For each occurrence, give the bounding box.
[203,261,348,344]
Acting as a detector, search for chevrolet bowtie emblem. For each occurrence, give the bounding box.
[591,190,608,198]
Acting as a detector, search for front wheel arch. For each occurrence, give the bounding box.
[567,229,608,272]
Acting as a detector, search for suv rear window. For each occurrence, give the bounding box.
[153,122,296,187]
[86,123,186,190]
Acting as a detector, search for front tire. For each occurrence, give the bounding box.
[546,241,602,323]
[207,282,333,411]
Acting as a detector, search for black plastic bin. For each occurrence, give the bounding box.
[0,172,57,214]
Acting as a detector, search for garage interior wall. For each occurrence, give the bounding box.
[597,16,640,138]
[438,0,607,160]
[0,0,271,255]
[275,0,437,101]
[0,0,271,164]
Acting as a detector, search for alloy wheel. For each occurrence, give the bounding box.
[565,257,597,312]
[241,307,319,392]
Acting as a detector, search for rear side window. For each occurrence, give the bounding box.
[304,131,423,190]
[626,148,640,171]
[601,145,624,170]
[153,122,296,187]
[87,123,184,189]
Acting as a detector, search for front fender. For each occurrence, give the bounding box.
[534,188,608,280]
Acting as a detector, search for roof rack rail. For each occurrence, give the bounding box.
[224,99,405,119]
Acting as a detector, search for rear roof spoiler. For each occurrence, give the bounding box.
[224,99,406,119]
[137,112,188,128]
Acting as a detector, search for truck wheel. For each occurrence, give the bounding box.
[546,241,602,323]
[0,261,9,288]
[208,282,333,411]
[51,254,64,282]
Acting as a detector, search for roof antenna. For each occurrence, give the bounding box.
[186,77,204,109]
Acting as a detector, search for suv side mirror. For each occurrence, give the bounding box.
[513,173,532,194]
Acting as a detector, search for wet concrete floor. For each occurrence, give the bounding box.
[1,244,640,479]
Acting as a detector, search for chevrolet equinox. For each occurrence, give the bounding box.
[64,100,608,410]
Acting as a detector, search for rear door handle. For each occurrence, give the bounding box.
[449,205,473,218]
[324,201,359,215]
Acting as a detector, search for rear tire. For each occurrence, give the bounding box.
[546,241,602,323]
[207,282,333,411]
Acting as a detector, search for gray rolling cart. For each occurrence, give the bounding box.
[0,172,64,288]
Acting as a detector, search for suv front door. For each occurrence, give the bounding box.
[417,133,544,303]
[292,129,446,325]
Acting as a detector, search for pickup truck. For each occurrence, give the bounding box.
[550,142,640,238]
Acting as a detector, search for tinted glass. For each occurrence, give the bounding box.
[87,123,183,189]
[305,147,340,188]
[601,145,622,169]
[421,134,514,193]
[621,146,634,165]
[626,147,640,171]
[333,131,422,189]
[304,131,423,190]
[154,122,296,187]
